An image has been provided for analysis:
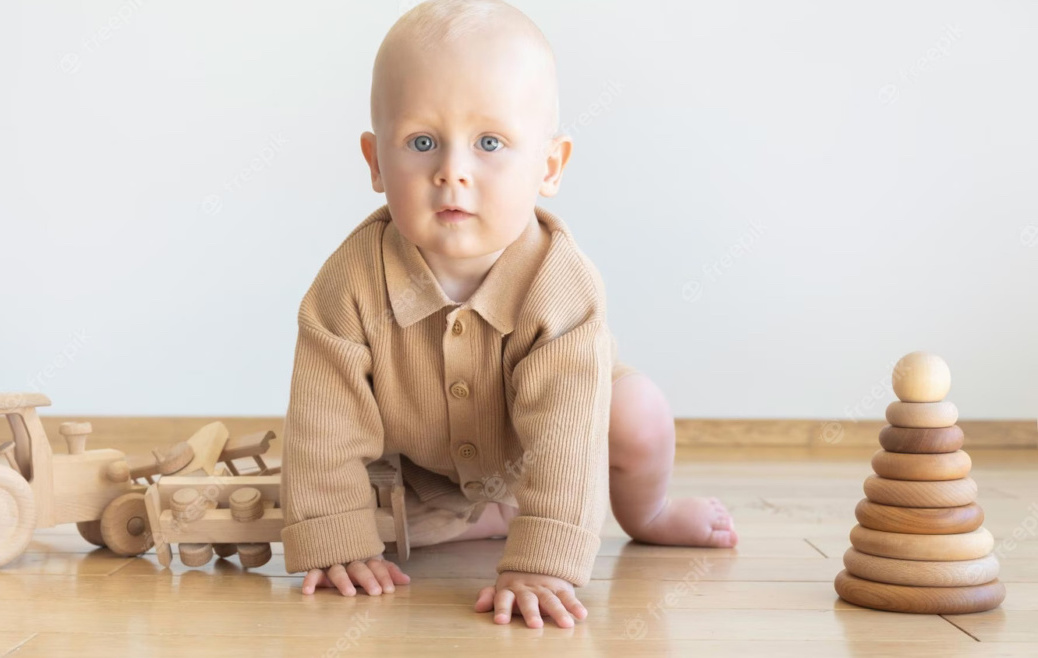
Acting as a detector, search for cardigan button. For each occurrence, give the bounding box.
[449,381,470,399]
[451,319,465,336]
[457,443,477,460]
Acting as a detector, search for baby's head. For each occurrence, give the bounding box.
[361,0,571,263]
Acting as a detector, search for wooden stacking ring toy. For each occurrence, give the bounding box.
[835,570,1005,614]
[879,425,964,454]
[237,543,273,568]
[864,474,976,507]
[871,449,971,481]
[855,499,984,535]
[885,401,958,428]
[891,352,951,403]
[179,543,215,567]
[850,524,994,561]
[843,547,999,587]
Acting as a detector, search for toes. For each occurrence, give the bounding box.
[712,514,733,530]
[707,529,739,548]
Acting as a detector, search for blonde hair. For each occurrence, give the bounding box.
[372,0,561,140]
[393,0,521,51]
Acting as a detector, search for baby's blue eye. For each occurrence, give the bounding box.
[411,135,434,152]
[480,136,501,152]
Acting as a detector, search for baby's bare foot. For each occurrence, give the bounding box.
[630,496,738,548]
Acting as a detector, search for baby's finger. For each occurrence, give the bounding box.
[537,591,573,628]
[515,590,544,628]
[327,564,357,597]
[346,561,382,595]
[473,586,497,612]
[367,560,397,593]
[493,588,517,624]
[556,589,587,621]
[302,569,324,595]
[385,561,412,584]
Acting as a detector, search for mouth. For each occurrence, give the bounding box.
[436,207,474,222]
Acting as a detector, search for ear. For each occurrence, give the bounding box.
[538,134,573,198]
[360,131,385,193]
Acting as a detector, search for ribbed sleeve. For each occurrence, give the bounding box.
[497,319,612,586]
[280,318,387,573]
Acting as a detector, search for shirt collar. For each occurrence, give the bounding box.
[382,204,553,335]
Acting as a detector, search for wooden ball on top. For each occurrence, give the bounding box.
[892,352,951,403]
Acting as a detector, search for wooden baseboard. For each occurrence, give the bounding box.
[674,419,1038,449]
[29,417,1037,452]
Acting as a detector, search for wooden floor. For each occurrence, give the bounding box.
[2,425,1038,656]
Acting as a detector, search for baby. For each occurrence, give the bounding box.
[280,0,737,629]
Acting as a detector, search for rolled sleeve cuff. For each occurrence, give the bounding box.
[496,516,600,587]
[281,507,385,573]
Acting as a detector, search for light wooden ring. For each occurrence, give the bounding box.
[879,425,964,454]
[835,570,1005,614]
[885,401,958,428]
[855,499,984,535]
[237,543,273,568]
[843,547,1000,587]
[850,524,994,561]
[864,474,976,507]
[871,449,971,481]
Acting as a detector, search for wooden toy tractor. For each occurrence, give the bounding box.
[0,392,409,569]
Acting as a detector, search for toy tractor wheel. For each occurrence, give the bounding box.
[76,520,106,547]
[100,493,154,556]
[0,467,37,568]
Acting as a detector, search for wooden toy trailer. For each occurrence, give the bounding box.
[143,455,410,569]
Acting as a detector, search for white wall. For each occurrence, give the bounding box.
[1,1,1035,419]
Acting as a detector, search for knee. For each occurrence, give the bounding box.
[609,374,675,464]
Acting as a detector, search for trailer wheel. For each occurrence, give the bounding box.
[179,542,214,567]
[237,542,272,568]
[100,493,154,556]
[0,467,37,567]
[213,543,237,558]
[76,520,106,547]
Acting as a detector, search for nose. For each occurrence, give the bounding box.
[434,144,471,187]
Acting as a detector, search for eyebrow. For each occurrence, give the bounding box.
[396,112,513,130]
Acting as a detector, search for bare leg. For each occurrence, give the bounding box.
[608,373,738,547]
[447,502,518,543]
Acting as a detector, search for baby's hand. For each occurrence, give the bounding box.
[474,570,587,628]
[301,554,411,596]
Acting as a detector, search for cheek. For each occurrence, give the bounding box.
[381,158,430,198]
[482,151,534,183]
